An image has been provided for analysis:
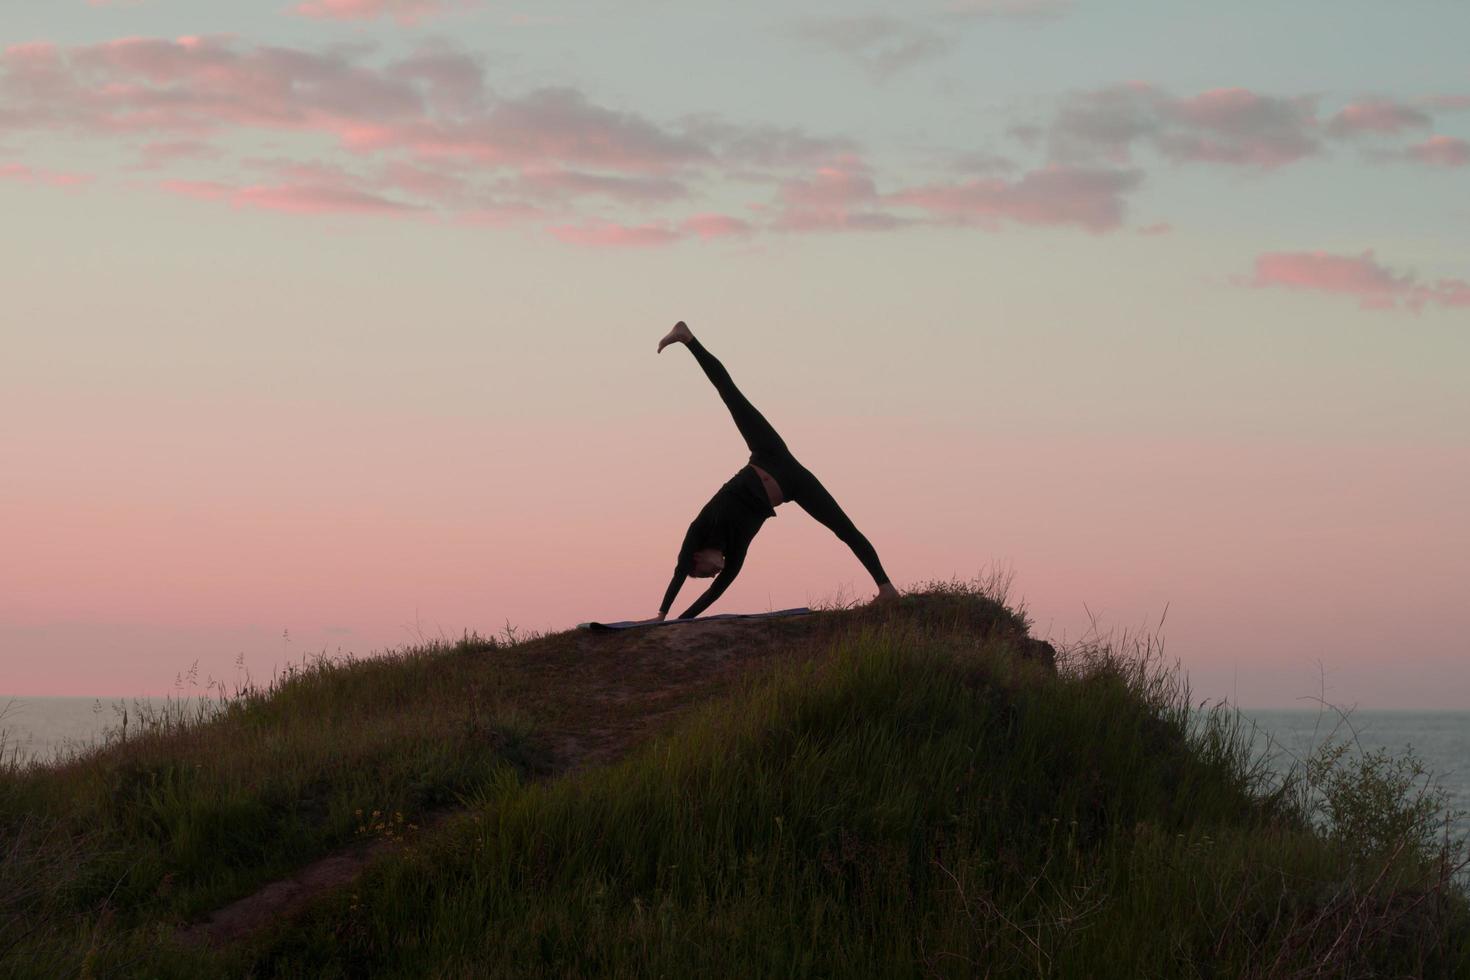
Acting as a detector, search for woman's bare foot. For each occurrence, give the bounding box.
[657,320,694,353]
[872,583,900,603]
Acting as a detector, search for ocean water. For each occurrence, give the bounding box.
[1,696,173,766]
[4,698,1468,839]
[1242,709,1470,842]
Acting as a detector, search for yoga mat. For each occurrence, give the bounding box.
[577,607,813,633]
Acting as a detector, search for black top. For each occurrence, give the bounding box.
[660,464,777,618]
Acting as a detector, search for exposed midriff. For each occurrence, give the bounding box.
[749,463,784,508]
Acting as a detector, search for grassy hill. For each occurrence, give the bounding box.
[3,580,1466,978]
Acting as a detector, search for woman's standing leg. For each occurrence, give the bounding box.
[789,468,891,587]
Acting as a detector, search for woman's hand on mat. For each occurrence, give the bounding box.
[653,611,667,621]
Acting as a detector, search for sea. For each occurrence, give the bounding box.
[1,696,187,765]
[1241,709,1470,843]
[3,698,1467,842]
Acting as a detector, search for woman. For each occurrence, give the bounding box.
[654,320,900,620]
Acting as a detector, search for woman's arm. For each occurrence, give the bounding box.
[658,566,686,619]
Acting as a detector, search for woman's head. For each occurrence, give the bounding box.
[689,547,725,577]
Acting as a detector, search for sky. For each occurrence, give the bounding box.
[1,0,1467,708]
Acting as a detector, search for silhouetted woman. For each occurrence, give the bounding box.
[654,320,899,620]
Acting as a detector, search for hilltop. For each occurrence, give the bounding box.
[1,580,1465,978]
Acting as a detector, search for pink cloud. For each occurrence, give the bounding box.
[1406,134,1469,168]
[1325,99,1431,137]
[1248,250,1470,312]
[399,88,709,171]
[235,184,418,214]
[293,0,465,25]
[0,35,759,236]
[768,158,1141,234]
[1049,83,1320,169]
[0,38,698,175]
[890,164,1141,232]
[780,158,878,210]
[0,161,92,186]
[0,35,910,244]
[42,171,93,186]
[1045,82,1161,163]
[514,167,686,202]
[773,157,908,232]
[1159,88,1320,167]
[546,220,681,248]
[7,34,1222,245]
[161,178,418,215]
[388,45,486,113]
[680,213,752,239]
[0,36,423,136]
[681,120,857,170]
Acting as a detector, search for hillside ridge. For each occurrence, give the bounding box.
[4,582,1464,978]
[180,589,1053,946]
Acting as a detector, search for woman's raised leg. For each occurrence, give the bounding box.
[661,323,788,457]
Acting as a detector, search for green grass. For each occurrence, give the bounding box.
[0,635,540,977]
[3,582,1466,978]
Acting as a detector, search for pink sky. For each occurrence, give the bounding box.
[1,2,1467,707]
[5,377,1466,705]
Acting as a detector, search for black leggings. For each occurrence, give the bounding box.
[687,337,891,587]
